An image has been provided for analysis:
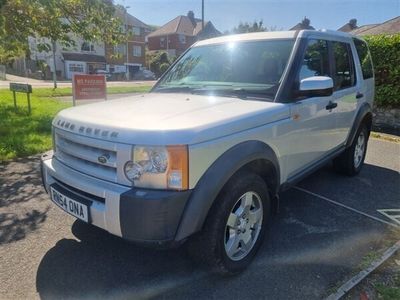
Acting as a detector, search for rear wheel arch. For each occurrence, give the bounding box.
[361,111,373,134]
[175,140,280,241]
[346,103,372,147]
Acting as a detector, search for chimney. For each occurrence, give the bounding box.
[187,11,196,27]
[349,18,358,29]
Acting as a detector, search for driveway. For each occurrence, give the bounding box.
[0,138,399,299]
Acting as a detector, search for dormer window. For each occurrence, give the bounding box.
[81,42,95,52]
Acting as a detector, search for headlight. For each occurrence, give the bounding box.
[124,145,188,190]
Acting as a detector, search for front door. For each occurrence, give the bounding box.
[331,40,358,146]
[285,39,338,177]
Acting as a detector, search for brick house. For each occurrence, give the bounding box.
[289,17,315,30]
[147,11,220,57]
[347,16,400,35]
[105,8,150,79]
[337,19,358,33]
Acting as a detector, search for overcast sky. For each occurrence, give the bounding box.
[116,0,399,32]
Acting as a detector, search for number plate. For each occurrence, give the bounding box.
[50,187,89,222]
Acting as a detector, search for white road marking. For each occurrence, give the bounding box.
[378,209,400,226]
[294,186,400,229]
[325,240,400,300]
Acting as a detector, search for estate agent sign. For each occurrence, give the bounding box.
[72,74,106,105]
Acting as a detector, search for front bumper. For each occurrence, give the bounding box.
[41,151,191,244]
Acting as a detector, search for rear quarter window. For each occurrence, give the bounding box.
[353,38,374,79]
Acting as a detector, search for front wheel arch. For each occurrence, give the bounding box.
[175,140,280,241]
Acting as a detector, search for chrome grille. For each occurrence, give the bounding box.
[54,128,131,185]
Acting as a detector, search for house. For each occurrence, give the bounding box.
[27,8,149,80]
[147,11,220,57]
[290,17,315,30]
[349,16,400,35]
[105,7,150,79]
[337,19,358,32]
[28,36,106,80]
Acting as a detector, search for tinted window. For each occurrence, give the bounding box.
[332,41,356,90]
[353,38,373,79]
[299,39,330,81]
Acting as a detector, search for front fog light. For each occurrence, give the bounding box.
[168,170,183,189]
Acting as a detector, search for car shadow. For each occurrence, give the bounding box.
[0,155,51,244]
[35,163,399,299]
[36,220,204,299]
[297,163,400,219]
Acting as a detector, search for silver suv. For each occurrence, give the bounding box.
[41,30,374,274]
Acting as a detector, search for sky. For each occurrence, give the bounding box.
[116,0,400,32]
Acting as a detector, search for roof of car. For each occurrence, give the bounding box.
[194,29,355,47]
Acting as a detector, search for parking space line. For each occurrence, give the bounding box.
[377,209,400,226]
[294,186,400,229]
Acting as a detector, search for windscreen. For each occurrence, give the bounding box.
[154,39,295,100]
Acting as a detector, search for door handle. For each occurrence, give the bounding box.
[356,92,364,99]
[326,101,338,110]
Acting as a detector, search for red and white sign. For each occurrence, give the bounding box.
[72,74,106,105]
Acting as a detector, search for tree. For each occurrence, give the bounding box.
[232,20,267,34]
[0,0,126,88]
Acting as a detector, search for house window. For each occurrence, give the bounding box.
[133,26,141,36]
[179,34,186,44]
[160,37,165,47]
[69,63,84,73]
[114,44,126,55]
[133,45,142,57]
[81,42,94,52]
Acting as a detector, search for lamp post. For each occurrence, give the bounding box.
[202,0,204,31]
[125,6,130,80]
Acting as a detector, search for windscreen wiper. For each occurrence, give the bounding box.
[153,86,195,93]
[191,87,276,100]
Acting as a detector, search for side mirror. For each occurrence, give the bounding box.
[299,76,333,97]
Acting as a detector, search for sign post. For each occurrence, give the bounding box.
[72,74,107,106]
[9,83,33,114]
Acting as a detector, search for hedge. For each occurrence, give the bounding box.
[363,34,400,108]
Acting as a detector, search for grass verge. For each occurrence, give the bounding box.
[32,85,151,97]
[0,89,70,161]
[0,85,151,161]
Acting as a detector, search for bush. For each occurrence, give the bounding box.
[364,34,400,107]
[148,51,171,78]
[159,63,170,74]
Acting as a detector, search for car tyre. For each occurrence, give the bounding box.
[333,124,369,176]
[187,171,270,275]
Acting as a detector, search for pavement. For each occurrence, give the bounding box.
[0,138,399,299]
[0,74,155,88]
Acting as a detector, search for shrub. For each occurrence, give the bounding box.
[148,51,171,78]
[364,34,400,107]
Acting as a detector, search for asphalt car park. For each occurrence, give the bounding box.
[0,138,399,299]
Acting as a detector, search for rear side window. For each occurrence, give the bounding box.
[332,41,356,90]
[353,38,373,79]
[299,39,330,81]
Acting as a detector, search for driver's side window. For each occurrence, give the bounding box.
[299,39,330,81]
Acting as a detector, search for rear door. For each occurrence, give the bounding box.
[330,40,358,146]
